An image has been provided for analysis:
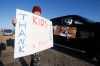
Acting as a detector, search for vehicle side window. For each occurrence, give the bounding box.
[68,27,77,38]
[53,25,62,35]
[79,31,91,38]
[91,31,94,37]
[53,25,77,39]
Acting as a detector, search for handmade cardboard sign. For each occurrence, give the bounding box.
[14,9,53,58]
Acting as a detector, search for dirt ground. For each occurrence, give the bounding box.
[0,31,99,66]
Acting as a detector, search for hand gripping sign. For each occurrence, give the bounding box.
[14,9,53,58]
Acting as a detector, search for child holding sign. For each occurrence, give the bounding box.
[12,6,42,66]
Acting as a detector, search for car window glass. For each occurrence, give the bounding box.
[4,30,12,33]
[53,25,77,39]
[79,31,90,38]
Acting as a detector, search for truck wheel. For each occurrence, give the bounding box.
[95,46,100,62]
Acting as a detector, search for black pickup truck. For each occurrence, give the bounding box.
[50,15,100,62]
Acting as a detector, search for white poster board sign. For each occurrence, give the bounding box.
[14,9,53,58]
